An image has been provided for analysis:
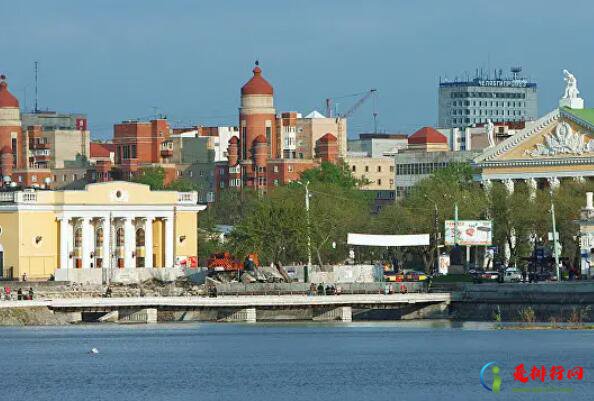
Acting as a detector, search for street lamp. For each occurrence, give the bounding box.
[296,180,312,283]
[550,188,561,282]
[424,195,440,275]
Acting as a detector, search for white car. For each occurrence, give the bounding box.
[503,267,523,283]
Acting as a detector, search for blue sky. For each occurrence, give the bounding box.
[1,0,593,139]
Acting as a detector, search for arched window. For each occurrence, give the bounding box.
[116,228,124,247]
[74,228,82,248]
[95,228,103,248]
[136,228,145,247]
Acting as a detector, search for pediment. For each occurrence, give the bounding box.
[474,108,594,164]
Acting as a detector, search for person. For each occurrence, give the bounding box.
[309,282,317,296]
[17,288,23,301]
[317,283,324,295]
[28,287,34,301]
[105,286,112,298]
[4,286,11,301]
[335,285,342,295]
[22,273,28,282]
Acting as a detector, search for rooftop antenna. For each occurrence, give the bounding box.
[34,61,39,113]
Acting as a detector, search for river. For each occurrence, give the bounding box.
[1,321,592,401]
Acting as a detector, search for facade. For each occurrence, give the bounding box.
[394,127,479,199]
[345,156,395,191]
[0,181,204,282]
[473,73,594,191]
[438,68,537,129]
[347,133,408,157]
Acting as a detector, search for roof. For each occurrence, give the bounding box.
[408,127,447,144]
[305,110,326,119]
[318,133,337,142]
[90,143,115,158]
[241,65,273,96]
[0,76,19,108]
[253,135,267,145]
[562,107,594,127]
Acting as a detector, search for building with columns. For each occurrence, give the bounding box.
[473,71,594,191]
[0,181,205,282]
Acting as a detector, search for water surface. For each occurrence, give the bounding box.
[1,321,592,401]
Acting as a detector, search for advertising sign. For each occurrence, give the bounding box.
[444,220,492,246]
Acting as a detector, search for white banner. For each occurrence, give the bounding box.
[347,233,430,247]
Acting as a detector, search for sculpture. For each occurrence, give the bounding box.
[562,69,580,99]
[486,119,495,148]
[526,122,594,157]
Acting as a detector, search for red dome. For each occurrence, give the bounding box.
[408,127,447,144]
[228,136,239,145]
[241,65,273,96]
[0,76,19,108]
[319,133,337,143]
[253,135,267,145]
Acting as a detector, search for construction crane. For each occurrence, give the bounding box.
[325,89,378,133]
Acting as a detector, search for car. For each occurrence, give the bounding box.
[403,270,429,282]
[503,267,523,283]
[480,270,500,282]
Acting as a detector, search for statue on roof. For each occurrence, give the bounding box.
[562,69,579,99]
[486,119,495,148]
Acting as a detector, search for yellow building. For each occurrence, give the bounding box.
[345,156,395,190]
[0,181,205,282]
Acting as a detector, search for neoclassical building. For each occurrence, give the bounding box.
[474,71,594,191]
[0,181,205,282]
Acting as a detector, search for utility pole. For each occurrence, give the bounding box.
[433,203,439,275]
[550,192,561,281]
[298,180,312,282]
[34,61,39,113]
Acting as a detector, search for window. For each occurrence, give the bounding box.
[131,144,137,159]
[389,166,394,173]
[136,228,145,247]
[288,165,293,173]
[352,165,356,172]
[377,179,382,186]
[116,228,124,247]
[377,166,382,173]
[74,228,83,248]
[365,166,369,172]
[32,175,37,182]
[273,179,279,186]
[95,228,104,248]
[73,174,78,181]
[273,166,279,173]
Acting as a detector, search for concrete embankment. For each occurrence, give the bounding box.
[0,307,71,326]
[444,282,594,322]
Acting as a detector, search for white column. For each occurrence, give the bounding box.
[81,217,93,269]
[66,219,74,269]
[58,217,69,269]
[164,217,174,268]
[102,217,111,270]
[124,217,135,269]
[145,217,154,268]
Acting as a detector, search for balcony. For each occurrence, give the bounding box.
[0,190,38,203]
[177,191,198,205]
[160,148,173,158]
[34,142,50,150]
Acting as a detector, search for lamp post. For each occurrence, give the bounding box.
[297,180,312,283]
[550,190,561,282]
[424,195,440,275]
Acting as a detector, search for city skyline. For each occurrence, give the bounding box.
[1,0,593,139]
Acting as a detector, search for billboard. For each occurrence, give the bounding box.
[444,220,492,246]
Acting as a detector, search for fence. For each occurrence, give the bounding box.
[215,281,428,296]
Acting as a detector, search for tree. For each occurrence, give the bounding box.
[299,161,365,190]
[132,166,165,190]
[167,178,199,192]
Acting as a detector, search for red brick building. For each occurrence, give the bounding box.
[214,64,339,195]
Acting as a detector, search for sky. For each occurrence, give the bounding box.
[1,0,593,139]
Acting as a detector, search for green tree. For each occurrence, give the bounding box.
[132,166,165,190]
[167,178,199,192]
[299,161,365,189]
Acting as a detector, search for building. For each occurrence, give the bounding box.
[394,127,479,198]
[473,70,594,192]
[347,133,408,157]
[0,181,205,282]
[345,156,395,191]
[438,67,537,129]
[215,64,341,194]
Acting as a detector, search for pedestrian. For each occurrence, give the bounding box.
[28,287,34,301]
[4,286,11,301]
[17,288,23,301]
[309,282,317,296]
[22,273,27,282]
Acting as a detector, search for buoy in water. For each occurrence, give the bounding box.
[90,348,99,355]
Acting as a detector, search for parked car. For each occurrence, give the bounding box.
[481,270,500,282]
[503,267,523,283]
